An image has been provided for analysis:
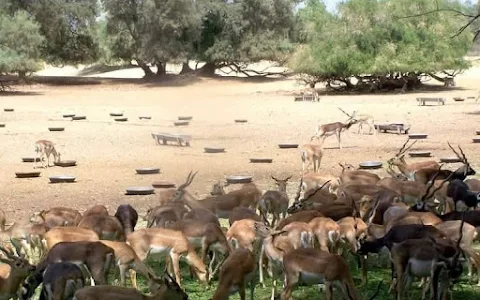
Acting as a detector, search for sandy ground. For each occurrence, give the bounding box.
[1,67,480,220]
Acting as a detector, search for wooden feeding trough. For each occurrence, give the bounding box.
[0,123,5,128]
[278,143,299,149]
[136,168,160,175]
[204,147,225,153]
[409,151,432,158]
[476,130,480,135]
[54,160,77,167]
[4,108,14,112]
[71,116,86,121]
[453,97,465,102]
[235,119,248,123]
[126,186,155,195]
[152,133,191,147]
[22,157,41,163]
[49,127,65,132]
[250,158,273,164]
[49,175,76,183]
[152,181,176,189]
[63,114,75,118]
[139,116,151,120]
[110,112,124,117]
[178,116,193,121]
[115,117,128,122]
[439,157,462,163]
[15,171,41,178]
[408,133,428,140]
[226,175,253,184]
[174,121,189,126]
[473,138,480,144]
[359,161,382,170]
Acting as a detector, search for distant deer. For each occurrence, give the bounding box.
[35,140,61,168]
[301,83,320,102]
[300,144,324,173]
[338,107,375,135]
[311,118,356,149]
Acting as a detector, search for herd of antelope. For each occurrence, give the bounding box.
[1,109,480,300]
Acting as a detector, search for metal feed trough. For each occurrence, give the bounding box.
[151,133,191,147]
[416,97,446,106]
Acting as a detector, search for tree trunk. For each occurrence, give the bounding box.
[136,59,154,78]
[198,62,217,76]
[18,71,26,78]
[155,62,166,77]
[179,62,193,74]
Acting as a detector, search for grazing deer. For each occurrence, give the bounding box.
[19,262,85,300]
[34,140,61,168]
[311,119,356,149]
[73,274,188,300]
[77,214,125,241]
[0,246,36,299]
[338,107,376,135]
[126,228,208,287]
[300,144,324,172]
[115,204,139,236]
[212,248,256,300]
[258,176,291,227]
[387,139,440,181]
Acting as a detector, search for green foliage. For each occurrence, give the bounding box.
[0,9,44,74]
[290,0,474,89]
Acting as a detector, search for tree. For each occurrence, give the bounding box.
[102,0,201,77]
[7,0,100,66]
[290,0,473,92]
[0,8,44,82]
[194,0,296,76]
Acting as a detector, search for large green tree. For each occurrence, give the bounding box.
[290,0,473,91]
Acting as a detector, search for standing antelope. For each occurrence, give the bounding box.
[311,118,356,149]
[34,140,61,168]
[300,144,324,172]
[258,176,291,227]
[338,107,376,135]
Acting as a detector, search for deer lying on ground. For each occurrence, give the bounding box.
[300,144,324,172]
[115,204,139,236]
[310,119,356,149]
[19,262,85,300]
[0,246,36,299]
[73,274,188,300]
[126,228,208,287]
[36,241,114,286]
[387,139,440,181]
[258,176,291,227]
[338,107,376,135]
[34,140,61,168]
[212,248,256,300]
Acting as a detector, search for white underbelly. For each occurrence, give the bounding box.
[408,259,435,277]
[149,245,170,255]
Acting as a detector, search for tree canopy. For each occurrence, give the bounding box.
[290,0,473,91]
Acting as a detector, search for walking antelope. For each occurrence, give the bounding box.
[311,119,356,149]
[300,144,324,172]
[34,140,61,168]
[338,107,376,135]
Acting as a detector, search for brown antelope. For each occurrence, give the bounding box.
[465,178,480,191]
[377,176,427,205]
[226,220,267,252]
[276,210,324,230]
[170,172,262,219]
[19,262,85,300]
[82,205,109,217]
[308,217,341,253]
[212,248,256,300]
[77,214,125,241]
[34,140,61,168]
[258,176,291,227]
[338,107,376,135]
[300,144,324,172]
[387,139,440,181]
[228,207,262,227]
[73,274,188,300]
[115,204,139,236]
[182,208,220,226]
[279,222,314,249]
[145,203,187,228]
[0,220,49,262]
[30,206,82,227]
[310,119,356,149]
[331,163,381,194]
[281,248,361,300]
[43,227,99,250]
[302,172,338,192]
[0,210,5,232]
[126,228,208,287]
[0,246,36,299]
[98,240,156,288]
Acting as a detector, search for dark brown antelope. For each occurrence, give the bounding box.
[258,176,291,227]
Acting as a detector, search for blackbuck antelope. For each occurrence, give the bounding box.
[19,262,85,300]
[115,204,139,236]
[169,172,262,219]
[228,207,262,227]
[280,248,381,300]
[300,144,324,172]
[0,246,36,300]
[338,107,376,135]
[34,140,61,168]
[387,139,439,181]
[212,248,256,300]
[258,176,291,227]
[311,119,356,149]
[126,228,208,287]
[73,274,188,300]
[447,179,480,211]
